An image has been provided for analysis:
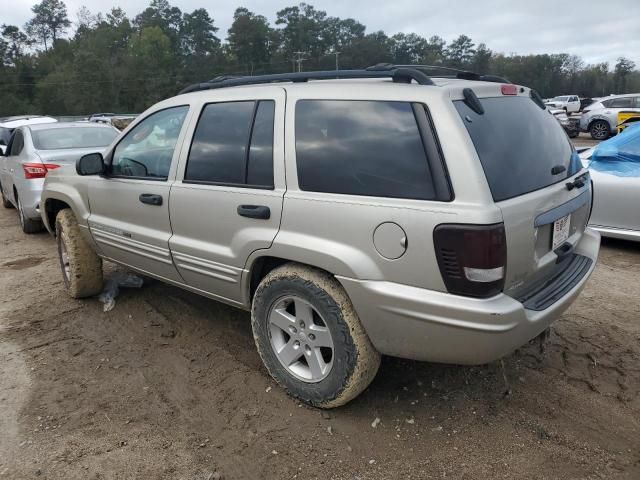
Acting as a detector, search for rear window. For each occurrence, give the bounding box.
[32,127,117,150]
[455,96,580,201]
[295,100,436,200]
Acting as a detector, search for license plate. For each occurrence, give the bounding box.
[552,215,571,250]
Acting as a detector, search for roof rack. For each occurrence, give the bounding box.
[178,63,511,95]
[178,64,435,94]
[394,64,512,84]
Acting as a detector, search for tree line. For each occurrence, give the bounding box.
[1,0,638,116]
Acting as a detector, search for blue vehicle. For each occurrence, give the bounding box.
[580,123,640,241]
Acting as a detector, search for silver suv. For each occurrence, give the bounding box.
[40,66,600,408]
[580,93,640,139]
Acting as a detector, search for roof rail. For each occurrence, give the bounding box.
[178,65,435,94]
[393,65,512,84]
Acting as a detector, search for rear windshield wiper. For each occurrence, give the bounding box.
[530,89,546,110]
[462,88,484,115]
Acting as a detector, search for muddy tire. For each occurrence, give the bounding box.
[251,263,380,408]
[55,209,103,298]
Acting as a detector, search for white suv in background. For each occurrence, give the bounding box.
[579,94,640,140]
[545,95,581,113]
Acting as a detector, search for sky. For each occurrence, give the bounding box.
[4,0,640,67]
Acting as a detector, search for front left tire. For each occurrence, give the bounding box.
[589,120,610,140]
[55,209,103,298]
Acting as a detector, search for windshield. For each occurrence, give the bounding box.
[32,127,118,150]
[455,96,581,201]
[0,127,13,146]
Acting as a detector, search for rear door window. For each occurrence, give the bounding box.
[295,100,437,200]
[0,127,12,147]
[455,96,579,201]
[185,100,275,188]
[603,97,634,108]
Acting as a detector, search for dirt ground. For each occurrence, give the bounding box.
[0,203,639,480]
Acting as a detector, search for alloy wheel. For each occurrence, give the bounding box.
[591,121,609,140]
[268,295,334,383]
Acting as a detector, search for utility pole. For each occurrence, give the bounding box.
[294,51,306,72]
[334,51,341,71]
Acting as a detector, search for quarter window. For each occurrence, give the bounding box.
[295,100,437,200]
[185,100,275,188]
[8,130,24,156]
[111,106,188,179]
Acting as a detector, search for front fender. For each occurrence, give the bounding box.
[41,172,91,234]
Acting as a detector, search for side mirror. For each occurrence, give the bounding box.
[76,152,105,176]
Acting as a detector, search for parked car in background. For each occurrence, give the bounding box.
[0,116,57,155]
[616,111,640,133]
[545,95,581,113]
[40,67,599,408]
[88,113,116,122]
[90,114,138,130]
[579,124,640,241]
[549,108,579,137]
[580,93,640,140]
[0,122,118,233]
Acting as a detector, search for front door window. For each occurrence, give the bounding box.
[111,106,188,180]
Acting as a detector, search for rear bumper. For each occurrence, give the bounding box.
[338,228,600,365]
[16,179,44,220]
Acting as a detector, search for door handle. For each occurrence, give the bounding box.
[139,193,163,206]
[237,204,270,220]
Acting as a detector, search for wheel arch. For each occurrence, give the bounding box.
[43,197,72,235]
[243,253,368,308]
[588,116,612,132]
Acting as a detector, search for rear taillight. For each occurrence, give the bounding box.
[22,163,61,179]
[433,223,507,298]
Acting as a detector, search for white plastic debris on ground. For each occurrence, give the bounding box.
[98,271,144,312]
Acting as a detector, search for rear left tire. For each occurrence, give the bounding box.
[251,263,380,408]
[16,191,42,234]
